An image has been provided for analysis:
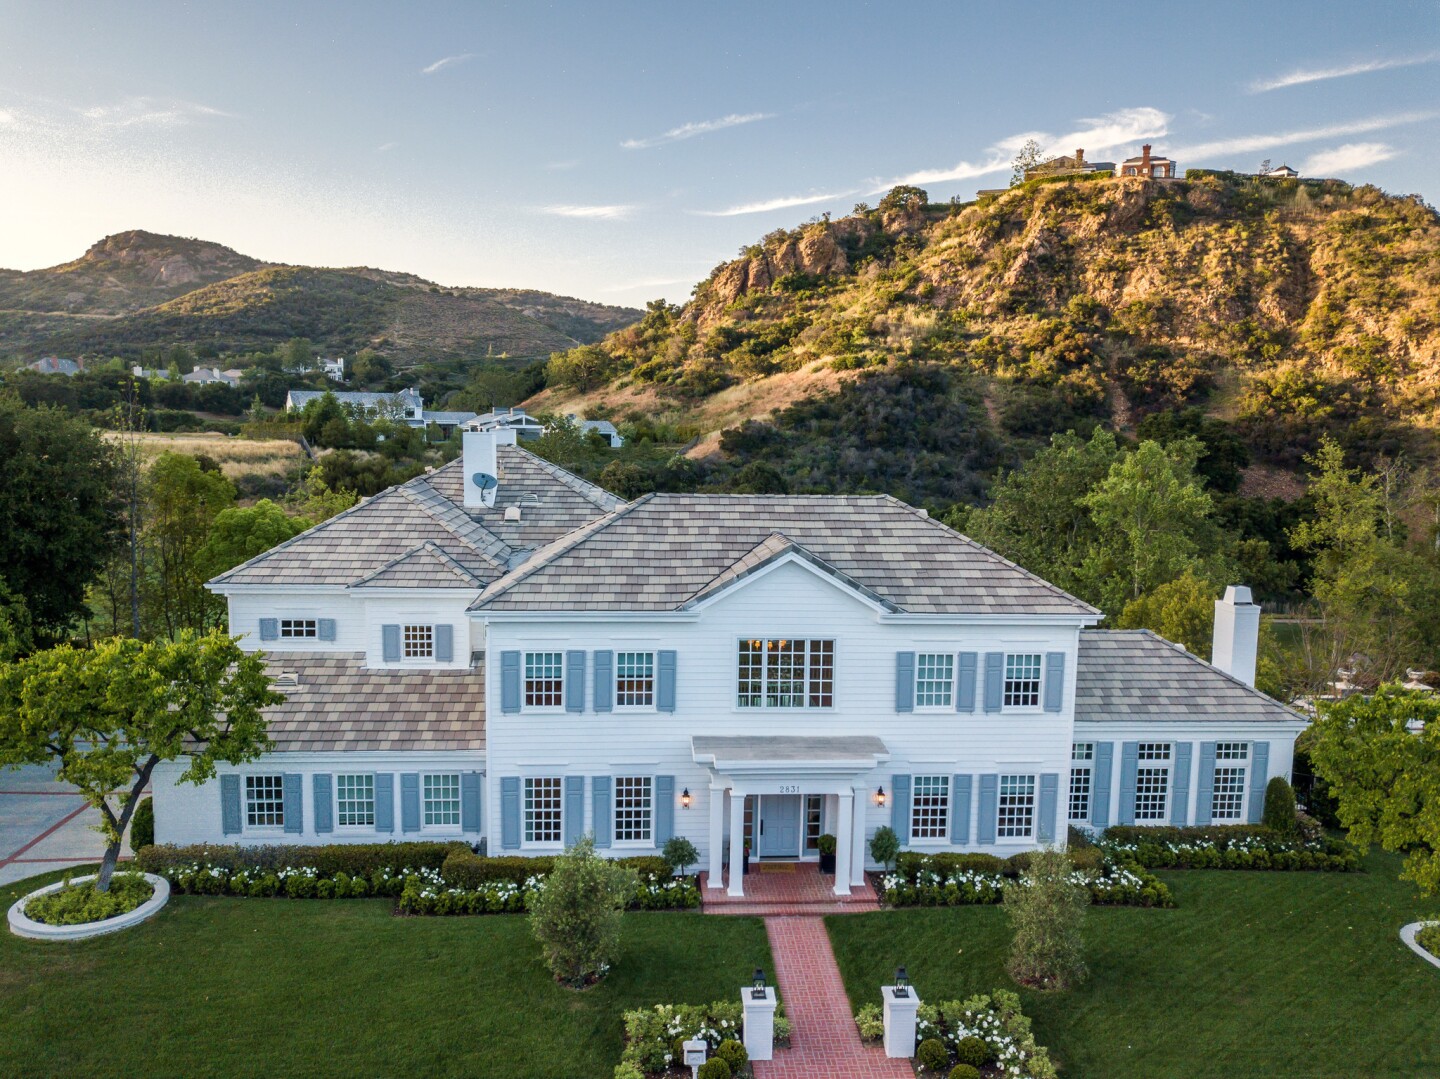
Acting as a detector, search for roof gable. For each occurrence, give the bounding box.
[680,532,899,613]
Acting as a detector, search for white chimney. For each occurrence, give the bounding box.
[1212,585,1260,686]
[462,428,516,509]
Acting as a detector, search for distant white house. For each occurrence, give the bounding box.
[25,356,82,376]
[184,367,242,387]
[1262,164,1300,179]
[132,365,172,381]
[466,406,547,441]
[321,357,345,382]
[286,386,475,438]
[572,415,625,448]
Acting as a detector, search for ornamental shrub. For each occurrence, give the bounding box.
[1004,848,1088,991]
[613,1064,645,1079]
[138,841,459,877]
[662,836,699,876]
[817,833,837,856]
[528,836,638,987]
[715,1038,747,1072]
[1263,776,1299,835]
[954,1035,988,1066]
[24,873,154,926]
[697,1059,731,1079]
[869,826,900,870]
[949,1066,981,1079]
[854,1002,884,1041]
[1417,923,1440,959]
[130,797,154,851]
[917,1037,950,1073]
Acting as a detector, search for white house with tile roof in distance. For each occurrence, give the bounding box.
[285,387,477,439]
[151,427,1306,897]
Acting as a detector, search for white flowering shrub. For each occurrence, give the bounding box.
[863,989,1056,1079]
[619,1000,788,1075]
[880,854,1174,909]
[1099,825,1358,871]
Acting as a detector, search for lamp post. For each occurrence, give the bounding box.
[751,968,767,1000]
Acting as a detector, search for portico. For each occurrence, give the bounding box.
[693,735,890,898]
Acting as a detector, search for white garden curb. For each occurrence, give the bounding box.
[1399,921,1440,971]
[8,873,170,941]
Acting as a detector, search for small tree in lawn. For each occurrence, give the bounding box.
[528,835,638,987]
[1004,848,1088,991]
[869,825,900,871]
[662,835,699,877]
[0,630,281,892]
[1262,775,1299,835]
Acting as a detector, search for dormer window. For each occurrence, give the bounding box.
[280,618,317,639]
[403,624,434,660]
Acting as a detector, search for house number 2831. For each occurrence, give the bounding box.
[778,784,800,794]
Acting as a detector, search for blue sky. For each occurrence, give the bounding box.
[1,1,1437,306]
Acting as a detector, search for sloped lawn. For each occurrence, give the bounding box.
[0,870,769,1078]
[828,848,1440,1078]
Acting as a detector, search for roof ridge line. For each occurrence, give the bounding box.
[349,539,486,589]
[508,444,626,511]
[399,480,513,565]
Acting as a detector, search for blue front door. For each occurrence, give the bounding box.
[758,795,801,857]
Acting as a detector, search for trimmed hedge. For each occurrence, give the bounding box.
[136,841,462,878]
[880,850,1173,909]
[1099,825,1359,872]
[440,847,670,888]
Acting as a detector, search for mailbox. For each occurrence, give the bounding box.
[682,1038,708,1078]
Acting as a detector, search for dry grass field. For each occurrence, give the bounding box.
[105,431,307,481]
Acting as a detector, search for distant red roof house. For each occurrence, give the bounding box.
[1119,144,1177,179]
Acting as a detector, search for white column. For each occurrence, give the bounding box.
[707,784,726,889]
[728,789,747,897]
[850,784,868,888]
[882,985,921,1058]
[833,788,853,896]
[741,986,776,1061]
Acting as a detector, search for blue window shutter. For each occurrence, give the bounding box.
[374,773,395,833]
[1037,773,1060,843]
[1118,742,1140,826]
[951,774,972,844]
[259,618,278,641]
[977,775,999,845]
[593,650,614,712]
[655,776,675,847]
[564,775,585,845]
[891,774,912,844]
[283,773,303,834]
[500,776,521,849]
[221,774,241,835]
[1043,652,1065,712]
[1194,742,1217,826]
[318,618,336,642]
[565,650,586,713]
[895,652,915,712]
[382,624,401,663]
[313,773,333,834]
[983,652,1005,713]
[435,624,454,663]
[956,652,978,712]
[400,773,420,833]
[657,650,677,713]
[1248,741,1270,824]
[592,776,612,848]
[1091,742,1115,829]
[1171,742,1193,826]
[461,772,482,833]
[500,651,521,713]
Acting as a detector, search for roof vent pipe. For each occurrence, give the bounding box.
[1212,585,1260,687]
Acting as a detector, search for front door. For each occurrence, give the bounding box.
[758,795,802,858]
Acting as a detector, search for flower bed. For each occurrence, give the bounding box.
[1418,924,1440,960]
[1099,825,1360,872]
[398,868,701,915]
[617,1000,790,1078]
[22,872,155,927]
[855,989,1056,1078]
[878,853,1174,909]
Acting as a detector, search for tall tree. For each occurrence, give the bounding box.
[1011,139,1045,186]
[144,453,236,637]
[197,500,305,583]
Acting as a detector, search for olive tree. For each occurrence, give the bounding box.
[1004,848,1088,990]
[528,836,637,986]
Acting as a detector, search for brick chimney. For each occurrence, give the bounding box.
[1141,144,1152,173]
[1075,148,1084,166]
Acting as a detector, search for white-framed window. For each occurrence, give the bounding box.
[1134,742,1172,821]
[736,638,835,708]
[336,774,375,827]
[1211,742,1250,821]
[525,651,564,708]
[915,653,955,708]
[911,775,950,840]
[615,652,655,709]
[280,618,317,639]
[403,624,434,660]
[804,795,823,852]
[1069,742,1094,822]
[524,776,564,844]
[245,774,285,828]
[423,773,461,828]
[1003,653,1043,708]
[998,774,1036,838]
[613,776,653,844]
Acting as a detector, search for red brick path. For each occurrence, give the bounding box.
[700,862,881,917]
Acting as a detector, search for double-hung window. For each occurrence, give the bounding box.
[614,776,653,844]
[1069,743,1094,822]
[911,775,950,840]
[736,638,834,708]
[280,618,317,639]
[1211,742,1250,821]
[615,652,655,709]
[1003,653,1043,708]
[524,652,564,708]
[998,774,1036,839]
[245,774,285,829]
[423,773,461,828]
[915,653,955,708]
[403,624,434,660]
[336,774,375,827]
[1134,743,1172,821]
[524,776,564,844]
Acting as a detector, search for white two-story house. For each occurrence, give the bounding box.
[153,428,1306,897]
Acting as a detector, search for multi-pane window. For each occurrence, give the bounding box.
[1134,743,1172,821]
[524,777,563,843]
[915,653,955,708]
[245,774,285,828]
[911,775,950,840]
[403,624,434,660]
[1069,743,1094,822]
[615,652,655,708]
[998,774,1036,839]
[525,652,564,708]
[736,639,835,708]
[336,774,375,827]
[1211,742,1250,821]
[423,773,461,828]
[280,618,317,639]
[804,795,823,852]
[614,776,653,843]
[1003,653,1043,708]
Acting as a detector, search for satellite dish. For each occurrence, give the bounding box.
[470,473,498,491]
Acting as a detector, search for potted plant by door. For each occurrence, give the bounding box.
[743,840,751,875]
[817,834,837,874]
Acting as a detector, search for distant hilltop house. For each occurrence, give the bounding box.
[571,415,625,448]
[184,367,243,387]
[1023,147,1116,181]
[1262,164,1300,178]
[285,387,476,439]
[468,406,547,441]
[321,357,345,382]
[25,356,83,376]
[1119,144,1177,179]
[132,365,172,381]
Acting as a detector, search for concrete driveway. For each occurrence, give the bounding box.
[0,763,136,886]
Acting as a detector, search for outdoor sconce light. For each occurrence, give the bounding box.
[875,785,887,807]
[894,966,910,998]
[751,968,767,999]
[681,787,692,809]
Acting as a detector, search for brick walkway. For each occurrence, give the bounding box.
[700,861,881,917]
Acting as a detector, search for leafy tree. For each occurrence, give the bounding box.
[1116,569,1217,658]
[727,461,789,494]
[282,337,317,373]
[1003,848,1088,990]
[144,453,236,636]
[349,348,393,385]
[527,835,637,986]
[661,836,699,876]
[1262,776,1299,835]
[868,825,900,870]
[547,345,614,392]
[198,500,306,582]
[1011,139,1045,186]
[292,468,359,523]
[1135,408,1250,494]
[878,185,929,214]
[0,630,281,890]
[0,584,34,662]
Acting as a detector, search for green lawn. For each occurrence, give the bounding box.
[0,869,769,1079]
[828,849,1440,1078]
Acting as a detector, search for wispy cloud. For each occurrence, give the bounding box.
[539,204,635,220]
[1250,52,1440,92]
[693,191,856,217]
[1173,112,1434,162]
[1302,142,1399,175]
[79,97,231,128]
[599,275,702,293]
[421,53,474,76]
[376,141,398,153]
[621,112,773,150]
